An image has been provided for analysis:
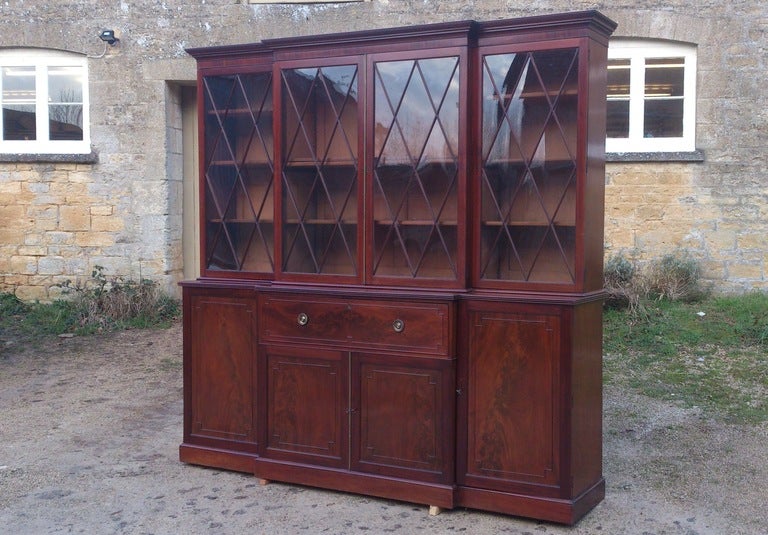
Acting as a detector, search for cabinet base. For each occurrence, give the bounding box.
[456,478,605,525]
[179,443,254,474]
[178,446,604,524]
[254,457,456,509]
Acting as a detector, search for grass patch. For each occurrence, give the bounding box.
[604,293,768,423]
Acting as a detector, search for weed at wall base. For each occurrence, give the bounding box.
[0,267,179,344]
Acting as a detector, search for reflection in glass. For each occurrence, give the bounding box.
[2,66,36,140]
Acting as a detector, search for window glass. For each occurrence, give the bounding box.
[48,66,84,141]
[2,66,36,141]
[606,59,630,138]
[643,57,684,138]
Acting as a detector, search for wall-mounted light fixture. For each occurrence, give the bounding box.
[99,29,121,45]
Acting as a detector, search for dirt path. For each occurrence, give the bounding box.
[1,323,766,534]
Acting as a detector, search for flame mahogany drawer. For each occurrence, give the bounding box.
[259,293,453,358]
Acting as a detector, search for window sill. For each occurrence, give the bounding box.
[0,151,99,164]
[606,150,704,163]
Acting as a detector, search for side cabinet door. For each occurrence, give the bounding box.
[262,345,348,469]
[187,291,257,448]
[461,305,561,493]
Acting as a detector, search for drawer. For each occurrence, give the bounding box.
[346,301,451,356]
[259,294,453,357]
[260,295,350,346]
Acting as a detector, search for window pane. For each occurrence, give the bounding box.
[644,57,684,138]
[606,59,630,139]
[48,66,83,103]
[607,100,629,138]
[2,66,36,140]
[644,99,684,138]
[645,57,684,97]
[49,104,83,140]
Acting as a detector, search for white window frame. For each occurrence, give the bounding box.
[0,49,90,155]
[607,39,697,153]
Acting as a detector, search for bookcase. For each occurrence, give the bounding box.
[181,10,615,524]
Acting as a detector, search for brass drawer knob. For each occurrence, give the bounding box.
[392,319,405,333]
[297,312,309,326]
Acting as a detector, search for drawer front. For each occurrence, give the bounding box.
[260,296,350,346]
[347,301,452,356]
[260,294,453,357]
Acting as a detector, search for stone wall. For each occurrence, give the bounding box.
[0,0,765,298]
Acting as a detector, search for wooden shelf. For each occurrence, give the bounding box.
[284,219,356,225]
[481,220,574,227]
[375,219,459,226]
[209,218,275,224]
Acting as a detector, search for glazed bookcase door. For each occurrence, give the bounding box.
[476,43,582,289]
[277,59,363,281]
[367,50,466,287]
[201,70,275,276]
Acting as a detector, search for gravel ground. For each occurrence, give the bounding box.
[1,322,767,534]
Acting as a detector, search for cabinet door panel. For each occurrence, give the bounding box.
[188,293,256,446]
[463,308,560,490]
[351,354,453,483]
[264,346,347,467]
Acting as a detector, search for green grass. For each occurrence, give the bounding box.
[604,293,768,423]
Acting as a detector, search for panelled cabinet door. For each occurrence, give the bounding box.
[350,353,454,484]
[262,345,348,468]
[461,305,562,493]
[188,293,257,446]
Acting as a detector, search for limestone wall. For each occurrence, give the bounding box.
[0,1,765,298]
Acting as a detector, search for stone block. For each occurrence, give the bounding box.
[91,205,114,216]
[737,232,767,251]
[0,181,22,195]
[14,285,48,301]
[91,215,125,232]
[728,263,764,280]
[38,256,65,276]
[18,246,47,256]
[10,256,37,274]
[75,232,115,247]
[59,205,91,231]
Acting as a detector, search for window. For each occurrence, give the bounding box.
[606,39,696,153]
[0,49,90,154]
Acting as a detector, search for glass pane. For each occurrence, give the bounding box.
[645,57,684,97]
[607,59,630,138]
[48,66,83,103]
[644,99,684,138]
[202,72,275,273]
[607,100,629,138]
[644,57,685,138]
[49,104,83,140]
[281,64,359,276]
[479,49,578,284]
[372,56,459,280]
[2,66,36,140]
